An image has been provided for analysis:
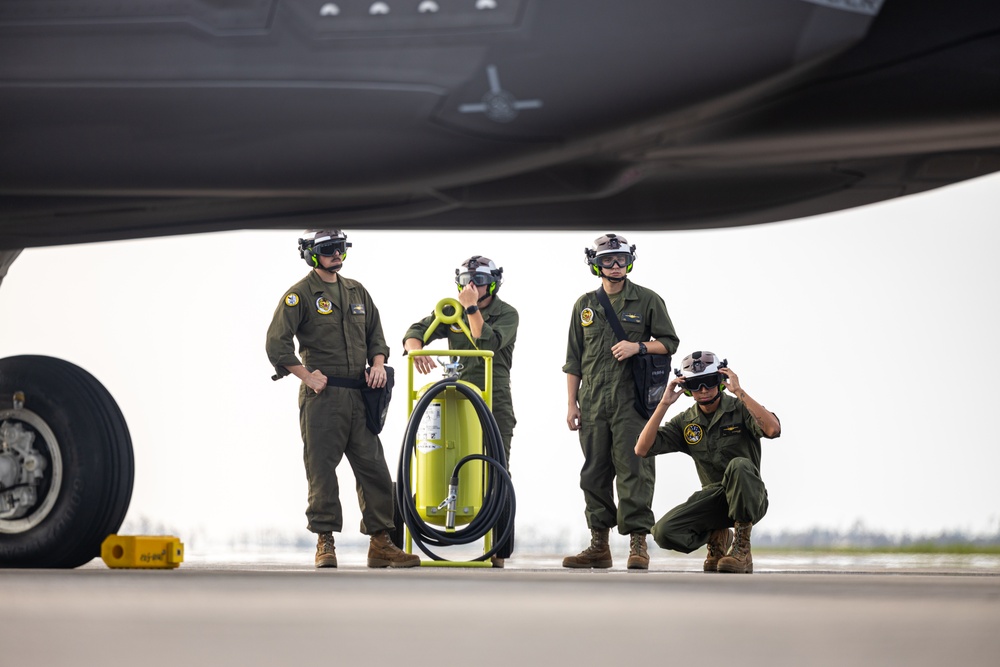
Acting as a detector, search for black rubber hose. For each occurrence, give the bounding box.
[396,378,516,561]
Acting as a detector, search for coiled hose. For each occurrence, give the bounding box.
[396,378,516,561]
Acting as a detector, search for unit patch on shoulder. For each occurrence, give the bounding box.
[683,423,704,445]
[284,293,299,307]
[350,303,366,315]
[449,323,463,333]
[316,297,333,315]
[581,307,595,327]
[621,312,643,324]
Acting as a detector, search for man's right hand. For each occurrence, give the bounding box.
[567,404,582,431]
[304,369,327,394]
[405,338,437,374]
[662,375,686,407]
[413,354,437,375]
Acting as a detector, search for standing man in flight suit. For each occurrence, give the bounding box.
[403,256,518,568]
[266,229,419,569]
[635,351,780,574]
[563,234,679,570]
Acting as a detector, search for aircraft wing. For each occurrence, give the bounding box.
[0,0,998,249]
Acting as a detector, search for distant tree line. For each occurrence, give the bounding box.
[754,519,1000,550]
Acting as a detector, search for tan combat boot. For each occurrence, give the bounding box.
[703,527,733,572]
[315,532,337,569]
[717,521,753,574]
[562,528,612,569]
[367,530,421,568]
[627,532,650,570]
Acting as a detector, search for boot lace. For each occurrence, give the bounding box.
[630,533,648,556]
[317,533,336,554]
[706,530,727,557]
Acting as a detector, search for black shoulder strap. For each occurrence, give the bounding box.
[596,286,628,342]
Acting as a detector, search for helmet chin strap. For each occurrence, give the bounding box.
[318,258,341,275]
[601,270,626,283]
[696,388,723,406]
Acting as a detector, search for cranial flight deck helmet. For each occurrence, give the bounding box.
[585,233,636,278]
[298,229,351,269]
[456,256,503,301]
[675,350,729,400]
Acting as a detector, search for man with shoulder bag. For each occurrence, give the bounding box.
[563,233,679,569]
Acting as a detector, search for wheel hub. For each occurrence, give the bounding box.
[0,400,63,533]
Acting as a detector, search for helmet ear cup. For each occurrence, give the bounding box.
[301,247,319,268]
[590,263,601,276]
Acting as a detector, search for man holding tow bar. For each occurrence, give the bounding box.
[635,351,781,573]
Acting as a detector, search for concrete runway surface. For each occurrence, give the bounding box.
[2,553,999,667]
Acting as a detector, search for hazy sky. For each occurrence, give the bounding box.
[3,172,999,548]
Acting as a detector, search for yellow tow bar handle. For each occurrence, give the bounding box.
[422,297,477,348]
[408,298,494,414]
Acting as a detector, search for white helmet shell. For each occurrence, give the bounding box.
[679,350,726,380]
[585,233,636,275]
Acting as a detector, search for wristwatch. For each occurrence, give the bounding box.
[465,305,480,315]
[638,342,647,356]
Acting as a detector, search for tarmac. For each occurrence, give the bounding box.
[3,550,998,667]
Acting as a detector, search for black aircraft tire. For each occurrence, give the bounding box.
[0,355,134,568]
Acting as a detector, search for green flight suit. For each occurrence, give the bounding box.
[404,296,518,465]
[265,270,395,536]
[644,392,778,553]
[563,279,679,535]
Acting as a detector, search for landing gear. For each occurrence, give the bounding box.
[0,355,134,568]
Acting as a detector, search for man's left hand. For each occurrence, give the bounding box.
[366,363,387,388]
[458,283,479,309]
[720,367,741,394]
[611,340,641,362]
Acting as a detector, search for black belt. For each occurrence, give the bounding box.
[324,375,365,389]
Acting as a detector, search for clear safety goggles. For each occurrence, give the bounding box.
[595,252,633,268]
[457,272,493,287]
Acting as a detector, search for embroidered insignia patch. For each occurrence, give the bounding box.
[621,312,642,324]
[581,307,595,327]
[284,293,299,307]
[722,425,742,437]
[683,423,704,445]
[350,303,365,315]
[316,297,333,315]
[449,324,463,333]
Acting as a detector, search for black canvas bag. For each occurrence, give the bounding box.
[361,365,394,435]
[325,366,395,435]
[596,287,670,420]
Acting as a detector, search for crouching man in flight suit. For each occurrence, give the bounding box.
[266,229,419,569]
[635,351,780,573]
